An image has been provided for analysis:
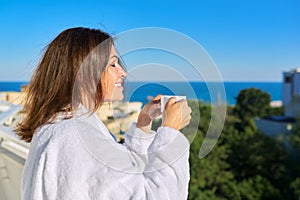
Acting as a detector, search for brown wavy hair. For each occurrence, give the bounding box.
[16,27,113,142]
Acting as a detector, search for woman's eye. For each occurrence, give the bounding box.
[110,64,116,67]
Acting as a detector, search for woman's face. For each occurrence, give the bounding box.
[101,45,127,101]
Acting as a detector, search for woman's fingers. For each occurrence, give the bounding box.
[151,94,162,104]
[152,94,162,101]
[179,101,192,129]
[163,98,192,130]
[148,103,162,119]
[166,97,177,105]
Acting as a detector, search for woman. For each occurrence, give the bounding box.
[17,27,191,200]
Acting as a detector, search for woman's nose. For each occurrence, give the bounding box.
[119,67,127,78]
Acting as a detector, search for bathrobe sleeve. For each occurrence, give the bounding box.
[123,124,190,200]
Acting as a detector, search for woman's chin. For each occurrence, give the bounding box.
[103,94,124,102]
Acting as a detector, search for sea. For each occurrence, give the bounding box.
[0,81,282,105]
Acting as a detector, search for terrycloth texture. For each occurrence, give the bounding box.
[21,109,190,200]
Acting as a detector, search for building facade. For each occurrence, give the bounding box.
[255,68,300,138]
[282,68,300,118]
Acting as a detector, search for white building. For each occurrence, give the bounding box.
[282,68,300,118]
[254,68,300,138]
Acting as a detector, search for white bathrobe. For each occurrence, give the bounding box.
[21,107,190,200]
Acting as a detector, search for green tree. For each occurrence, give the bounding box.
[288,116,300,199]
[188,131,236,200]
[187,102,237,199]
[233,88,271,120]
[266,106,284,116]
[236,175,281,199]
[290,178,300,199]
[154,99,298,199]
[224,103,293,199]
[289,116,300,153]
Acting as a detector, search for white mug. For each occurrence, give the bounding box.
[160,95,186,112]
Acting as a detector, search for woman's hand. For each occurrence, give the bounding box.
[162,97,192,130]
[136,95,162,134]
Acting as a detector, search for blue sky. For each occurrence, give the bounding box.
[0,0,299,81]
